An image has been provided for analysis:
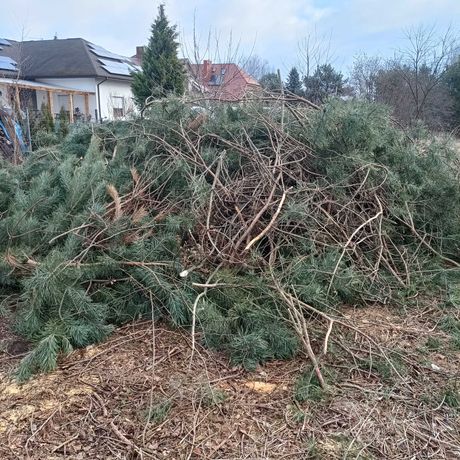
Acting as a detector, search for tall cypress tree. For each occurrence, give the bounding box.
[132,4,185,107]
[285,67,303,96]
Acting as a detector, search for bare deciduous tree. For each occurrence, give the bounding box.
[298,29,334,78]
[240,54,272,80]
[180,15,263,99]
[397,25,458,122]
[350,53,382,101]
[350,26,459,129]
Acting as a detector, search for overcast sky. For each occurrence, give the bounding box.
[1,0,459,75]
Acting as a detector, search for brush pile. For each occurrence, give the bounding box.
[1,97,460,380]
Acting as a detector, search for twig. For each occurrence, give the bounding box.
[327,205,383,295]
[276,286,409,385]
[51,434,79,453]
[275,283,326,388]
[25,408,60,456]
[142,292,157,446]
[323,319,334,355]
[399,202,460,268]
[189,263,222,365]
[92,392,154,457]
[233,172,282,254]
[48,223,91,244]
[244,188,289,251]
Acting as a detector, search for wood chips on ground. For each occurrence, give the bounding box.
[1,306,459,459]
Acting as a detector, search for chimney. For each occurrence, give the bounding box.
[135,46,145,65]
[202,59,211,80]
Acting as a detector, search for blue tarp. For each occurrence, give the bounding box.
[0,115,27,152]
[0,119,10,141]
[13,119,27,152]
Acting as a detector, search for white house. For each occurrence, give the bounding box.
[0,37,139,122]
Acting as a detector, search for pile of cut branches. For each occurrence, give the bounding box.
[1,97,460,380]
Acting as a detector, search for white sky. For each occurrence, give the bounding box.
[1,0,459,74]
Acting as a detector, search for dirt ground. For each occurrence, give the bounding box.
[1,305,459,459]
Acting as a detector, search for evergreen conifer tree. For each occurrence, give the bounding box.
[304,64,344,104]
[57,106,69,140]
[445,58,460,127]
[259,72,281,91]
[38,103,55,132]
[131,4,185,107]
[285,67,303,96]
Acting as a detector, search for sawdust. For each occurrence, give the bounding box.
[243,380,278,394]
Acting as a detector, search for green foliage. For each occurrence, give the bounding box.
[145,398,172,424]
[285,67,304,96]
[304,64,345,104]
[259,72,281,92]
[199,275,298,369]
[294,369,325,402]
[38,103,55,132]
[199,384,227,407]
[424,337,442,352]
[440,315,460,335]
[32,130,59,149]
[17,334,72,382]
[307,99,460,259]
[442,385,460,409]
[287,404,308,423]
[30,104,57,150]
[131,4,185,106]
[57,107,69,140]
[440,315,460,350]
[2,97,460,381]
[228,332,271,370]
[61,124,92,156]
[358,354,407,382]
[445,58,460,127]
[0,132,188,377]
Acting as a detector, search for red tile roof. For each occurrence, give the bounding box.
[188,61,260,101]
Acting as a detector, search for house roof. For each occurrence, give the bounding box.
[0,77,95,94]
[0,39,19,78]
[0,38,139,81]
[188,62,261,101]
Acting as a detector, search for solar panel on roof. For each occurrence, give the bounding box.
[0,39,11,46]
[0,56,17,71]
[87,42,124,61]
[0,56,17,64]
[0,62,17,71]
[98,58,138,76]
[101,63,131,76]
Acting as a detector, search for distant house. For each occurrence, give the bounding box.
[186,60,261,101]
[0,38,140,122]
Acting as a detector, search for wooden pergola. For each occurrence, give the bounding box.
[0,78,95,123]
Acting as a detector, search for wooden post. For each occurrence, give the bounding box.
[14,86,21,112]
[47,90,55,117]
[84,93,89,120]
[69,93,74,123]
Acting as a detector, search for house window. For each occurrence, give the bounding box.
[111,96,125,118]
[209,73,224,85]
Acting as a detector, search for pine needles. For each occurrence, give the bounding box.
[1,96,460,379]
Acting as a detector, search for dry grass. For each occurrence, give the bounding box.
[1,304,459,459]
